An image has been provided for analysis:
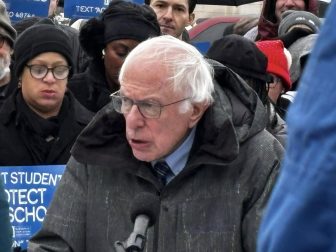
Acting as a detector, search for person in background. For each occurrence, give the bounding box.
[277,10,321,89]
[0,177,12,252]
[70,18,87,31]
[256,40,292,106]
[263,10,321,118]
[13,17,42,36]
[222,16,258,37]
[232,16,259,36]
[257,1,336,251]
[29,35,283,252]
[206,34,287,146]
[13,16,88,74]
[244,0,318,41]
[287,34,317,90]
[278,10,321,41]
[4,17,88,111]
[0,0,16,107]
[145,0,196,40]
[48,0,59,18]
[67,0,161,113]
[0,23,93,165]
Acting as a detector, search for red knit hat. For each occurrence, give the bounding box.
[256,40,292,91]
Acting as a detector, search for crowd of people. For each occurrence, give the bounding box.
[0,0,333,250]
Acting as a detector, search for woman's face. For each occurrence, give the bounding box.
[103,39,140,92]
[20,52,69,119]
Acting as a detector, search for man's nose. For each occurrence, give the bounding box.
[284,0,296,7]
[162,7,173,20]
[125,105,145,129]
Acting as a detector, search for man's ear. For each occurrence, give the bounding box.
[188,13,195,26]
[188,102,209,128]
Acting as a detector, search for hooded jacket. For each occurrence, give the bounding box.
[0,90,93,165]
[29,64,284,252]
[247,0,318,40]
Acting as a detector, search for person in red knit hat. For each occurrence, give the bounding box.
[256,40,292,104]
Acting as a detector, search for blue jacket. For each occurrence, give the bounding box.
[0,178,12,252]
[257,2,336,252]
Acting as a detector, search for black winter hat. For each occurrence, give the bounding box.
[14,23,74,78]
[206,34,268,82]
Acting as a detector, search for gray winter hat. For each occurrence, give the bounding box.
[0,0,16,47]
[278,10,321,36]
[288,34,317,83]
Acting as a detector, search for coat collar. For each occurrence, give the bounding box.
[71,63,267,172]
[0,89,93,126]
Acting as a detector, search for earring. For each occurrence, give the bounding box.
[102,49,105,59]
[18,80,22,88]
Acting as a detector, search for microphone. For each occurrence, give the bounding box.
[114,192,160,252]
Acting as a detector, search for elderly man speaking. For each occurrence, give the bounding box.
[29,35,283,252]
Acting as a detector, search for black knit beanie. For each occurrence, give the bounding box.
[103,12,161,45]
[79,0,161,58]
[14,23,74,78]
[206,34,268,82]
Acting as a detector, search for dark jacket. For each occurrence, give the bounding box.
[68,60,112,113]
[0,63,18,108]
[0,90,93,165]
[266,102,287,146]
[59,24,89,74]
[29,65,284,252]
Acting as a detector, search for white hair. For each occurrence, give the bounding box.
[119,35,214,105]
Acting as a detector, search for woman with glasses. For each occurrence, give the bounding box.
[0,23,93,165]
[67,0,161,113]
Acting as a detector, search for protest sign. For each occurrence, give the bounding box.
[3,0,145,23]
[3,0,49,22]
[64,0,109,19]
[64,0,144,20]
[0,165,65,249]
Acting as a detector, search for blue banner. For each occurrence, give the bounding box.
[4,0,49,23]
[64,0,144,20]
[64,0,109,19]
[0,165,66,249]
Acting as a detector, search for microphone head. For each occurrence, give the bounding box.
[130,192,160,227]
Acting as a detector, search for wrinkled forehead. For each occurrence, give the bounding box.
[120,58,173,94]
[121,49,179,84]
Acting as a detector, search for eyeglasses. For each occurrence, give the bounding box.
[25,64,71,80]
[110,91,190,119]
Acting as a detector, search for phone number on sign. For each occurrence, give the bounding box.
[8,12,35,19]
